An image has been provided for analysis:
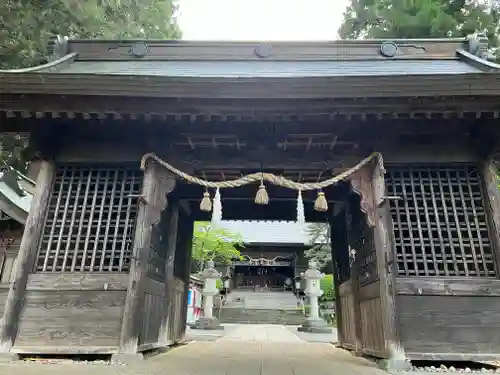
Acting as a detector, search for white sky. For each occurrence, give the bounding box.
[177,0,348,41]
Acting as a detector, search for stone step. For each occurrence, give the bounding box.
[216,307,305,325]
[226,291,299,310]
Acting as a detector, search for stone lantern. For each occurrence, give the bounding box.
[298,260,332,333]
[192,260,224,330]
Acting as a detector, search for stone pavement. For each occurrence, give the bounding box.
[0,324,432,375]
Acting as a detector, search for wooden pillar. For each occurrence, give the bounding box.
[0,160,55,355]
[329,207,346,346]
[159,201,180,346]
[118,161,175,357]
[481,158,500,274]
[372,162,410,370]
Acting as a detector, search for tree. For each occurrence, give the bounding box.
[304,223,332,272]
[192,222,244,272]
[0,0,181,169]
[339,0,499,57]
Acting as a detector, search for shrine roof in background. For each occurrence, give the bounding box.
[218,220,329,246]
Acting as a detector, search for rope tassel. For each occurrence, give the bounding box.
[200,190,212,212]
[296,190,305,224]
[212,188,222,224]
[255,183,269,205]
[314,191,328,212]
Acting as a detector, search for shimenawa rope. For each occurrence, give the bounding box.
[140,152,383,223]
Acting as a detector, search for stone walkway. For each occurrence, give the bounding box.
[0,324,430,375]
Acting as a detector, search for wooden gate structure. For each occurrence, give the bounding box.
[0,35,500,367]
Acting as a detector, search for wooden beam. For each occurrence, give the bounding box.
[2,94,500,123]
[0,160,55,355]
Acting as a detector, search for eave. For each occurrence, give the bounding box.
[0,70,499,100]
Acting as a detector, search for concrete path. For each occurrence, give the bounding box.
[0,324,426,375]
[219,323,303,342]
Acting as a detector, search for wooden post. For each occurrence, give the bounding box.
[345,204,363,356]
[159,201,179,346]
[178,214,194,339]
[372,161,410,371]
[0,160,55,356]
[481,158,500,274]
[118,161,175,360]
[329,210,345,346]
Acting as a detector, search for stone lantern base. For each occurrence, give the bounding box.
[298,319,333,333]
[191,317,224,331]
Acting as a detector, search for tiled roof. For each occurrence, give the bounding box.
[216,220,328,245]
[50,59,482,77]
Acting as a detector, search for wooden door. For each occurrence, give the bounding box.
[332,153,391,357]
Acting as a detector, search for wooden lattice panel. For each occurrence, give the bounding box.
[386,165,496,278]
[36,165,142,272]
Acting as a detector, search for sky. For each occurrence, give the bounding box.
[177,0,349,41]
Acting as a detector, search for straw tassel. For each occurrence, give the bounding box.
[200,190,212,212]
[211,188,222,224]
[254,182,269,205]
[296,190,305,224]
[314,190,328,212]
[254,173,269,205]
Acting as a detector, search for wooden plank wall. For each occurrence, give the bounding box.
[12,274,128,354]
[396,278,500,361]
[359,282,385,358]
[138,277,165,349]
[338,281,357,350]
[167,277,186,343]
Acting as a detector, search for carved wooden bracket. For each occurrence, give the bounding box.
[349,162,376,227]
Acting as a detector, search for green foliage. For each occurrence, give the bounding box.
[0,134,28,173]
[304,223,332,272]
[192,222,244,268]
[320,274,335,302]
[0,0,181,169]
[339,0,499,59]
[0,0,181,69]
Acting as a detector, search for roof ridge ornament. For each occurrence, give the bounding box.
[380,41,399,58]
[47,35,69,62]
[130,42,149,58]
[467,32,496,62]
[255,43,272,58]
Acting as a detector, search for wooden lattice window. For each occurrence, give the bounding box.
[36,165,142,272]
[386,164,496,278]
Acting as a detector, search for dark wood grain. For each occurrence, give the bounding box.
[0,161,55,353]
[398,294,500,360]
[372,158,406,361]
[13,290,125,349]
